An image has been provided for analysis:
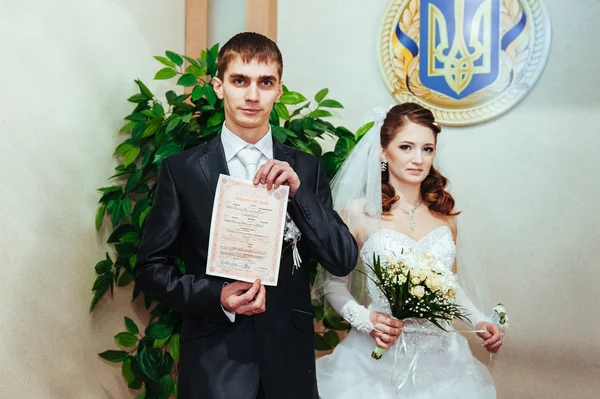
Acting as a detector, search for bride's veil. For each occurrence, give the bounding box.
[311,107,387,308]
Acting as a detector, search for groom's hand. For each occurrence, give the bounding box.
[253,160,301,197]
[221,279,266,316]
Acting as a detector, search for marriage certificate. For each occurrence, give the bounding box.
[206,174,289,286]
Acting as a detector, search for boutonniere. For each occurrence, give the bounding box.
[283,213,302,272]
[490,303,508,332]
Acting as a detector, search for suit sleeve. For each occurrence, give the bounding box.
[287,159,358,277]
[133,158,230,324]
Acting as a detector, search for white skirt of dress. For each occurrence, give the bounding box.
[316,322,496,399]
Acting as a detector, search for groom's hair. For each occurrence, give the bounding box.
[217,32,283,81]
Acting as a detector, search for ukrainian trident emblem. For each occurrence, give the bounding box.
[379,0,551,125]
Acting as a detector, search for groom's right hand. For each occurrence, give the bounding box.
[221,279,266,316]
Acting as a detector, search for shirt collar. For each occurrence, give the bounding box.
[220,122,273,162]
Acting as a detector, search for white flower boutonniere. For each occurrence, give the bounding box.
[283,213,302,272]
[490,303,508,332]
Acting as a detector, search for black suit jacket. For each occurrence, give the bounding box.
[134,135,358,399]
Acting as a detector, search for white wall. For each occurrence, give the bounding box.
[0,1,184,398]
[279,1,600,398]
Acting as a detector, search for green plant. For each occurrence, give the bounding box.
[91,44,373,398]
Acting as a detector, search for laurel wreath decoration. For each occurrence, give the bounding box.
[378,0,551,126]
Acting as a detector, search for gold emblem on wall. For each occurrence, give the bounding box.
[378,0,551,126]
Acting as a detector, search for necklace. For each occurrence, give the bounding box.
[393,198,422,232]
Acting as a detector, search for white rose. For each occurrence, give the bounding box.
[411,285,425,298]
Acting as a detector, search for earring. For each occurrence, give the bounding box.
[381,159,388,171]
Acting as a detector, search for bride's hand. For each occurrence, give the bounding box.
[476,322,503,353]
[368,311,404,348]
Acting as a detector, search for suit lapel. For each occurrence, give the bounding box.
[198,136,230,194]
[272,139,296,170]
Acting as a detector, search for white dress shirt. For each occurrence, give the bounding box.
[219,123,274,322]
[221,123,273,178]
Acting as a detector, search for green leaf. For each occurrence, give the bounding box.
[132,122,146,141]
[153,335,171,348]
[123,147,140,168]
[313,305,325,321]
[125,317,140,335]
[169,333,180,361]
[95,204,106,230]
[323,311,352,331]
[271,125,288,143]
[279,91,307,105]
[355,121,375,142]
[121,197,132,218]
[114,143,134,155]
[183,55,206,70]
[334,136,355,157]
[308,110,333,119]
[122,357,136,384]
[119,121,136,133]
[98,185,122,194]
[143,120,161,138]
[133,388,146,399]
[137,348,161,380]
[128,94,149,103]
[320,99,344,109]
[181,113,193,123]
[135,79,154,98]
[154,68,177,80]
[204,84,217,106]
[115,332,139,348]
[313,334,332,351]
[185,64,205,78]
[119,231,140,244]
[117,271,134,287]
[158,375,175,398]
[314,88,329,103]
[131,199,150,228]
[125,112,146,122]
[207,112,225,128]
[125,169,143,193]
[98,350,129,363]
[274,103,290,121]
[115,243,137,258]
[152,103,164,117]
[177,73,197,87]
[153,56,176,68]
[323,330,340,347]
[165,51,183,66]
[94,258,112,274]
[154,141,181,164]
[139,208,151,228]
[148,323,173,340]
[191,85,203,101]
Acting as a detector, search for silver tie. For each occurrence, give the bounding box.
[236,145,263,180]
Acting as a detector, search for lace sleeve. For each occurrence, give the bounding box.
[325,274,374,334]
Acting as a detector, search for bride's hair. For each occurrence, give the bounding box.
[380,102,459,216]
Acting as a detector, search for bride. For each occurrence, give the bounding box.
[315,103,503,398]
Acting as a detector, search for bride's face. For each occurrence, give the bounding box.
[382,121,436,185]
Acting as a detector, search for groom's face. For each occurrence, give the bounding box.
[213,56,282,135]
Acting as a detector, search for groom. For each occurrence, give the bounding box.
[133,32,358,399]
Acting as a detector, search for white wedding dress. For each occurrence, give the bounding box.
[316,226,496,399]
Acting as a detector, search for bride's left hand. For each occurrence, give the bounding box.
[476,322,503,353]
